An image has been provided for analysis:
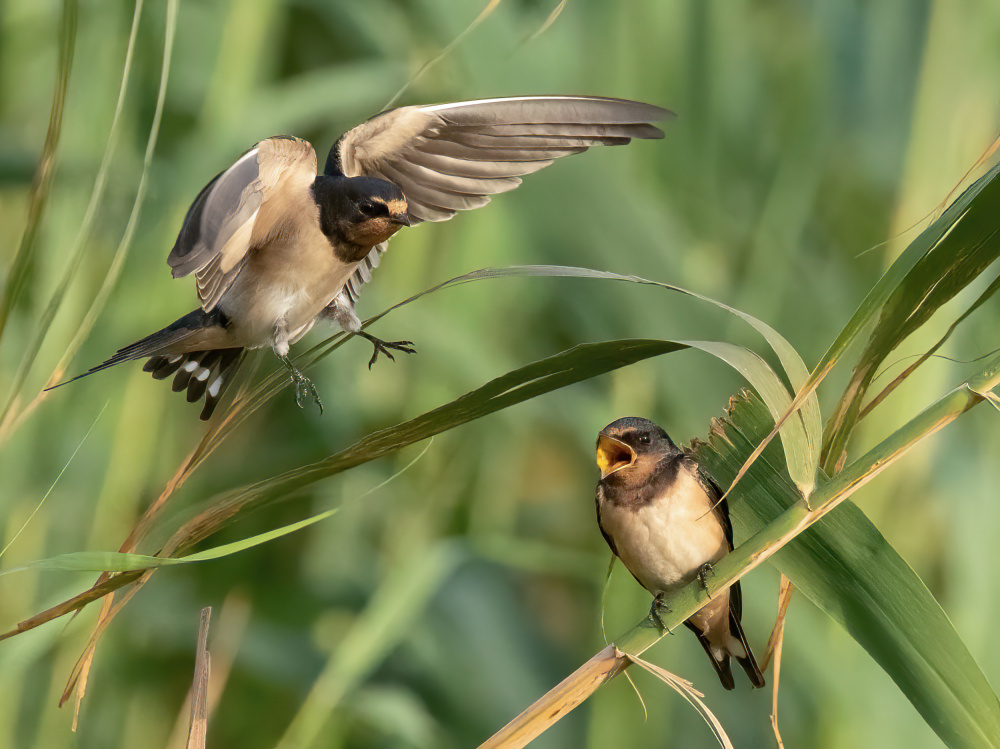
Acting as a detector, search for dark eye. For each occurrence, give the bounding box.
[638,433,651,445]
[358,200,387,217]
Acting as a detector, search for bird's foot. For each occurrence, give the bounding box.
[291,371,324,414]
[279,355,323,415]
[648,592,671,631]
[357,331,416,369]
[697,562,715,592]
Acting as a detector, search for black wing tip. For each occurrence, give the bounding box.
[716,657,737,691]
[43,377,75,392]
[737,655,766,689]
[44,350,138,391]
[44,370,101,391]
[683,620,736,690]
[728,608,766,688]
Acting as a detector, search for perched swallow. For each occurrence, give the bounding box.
[50,96,671,419]
[595,417,765,690]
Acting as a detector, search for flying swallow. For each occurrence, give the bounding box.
[51,96,670,419]
[595,416,765,689]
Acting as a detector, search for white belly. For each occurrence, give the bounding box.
[219,231,358,349]
[600,469,727,596]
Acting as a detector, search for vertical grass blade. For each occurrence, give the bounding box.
[0,0,144,431]
[0,0,77,341]
[50,0,176,383]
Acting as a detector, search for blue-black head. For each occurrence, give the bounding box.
[312,175,410,260]
[596,416,679,479]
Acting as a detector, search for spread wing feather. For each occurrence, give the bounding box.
[444,131,632,149]
[167,137,317,311]
[407,150,555,179]
[423,139,588,162]
[323,95,670,308]
[341,243,387,305]
[328,95,671,225]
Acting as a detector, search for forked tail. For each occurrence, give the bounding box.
[47,308,245,420]
[142,348,245,420]
[683,578,766,690]
[728,607,766,688]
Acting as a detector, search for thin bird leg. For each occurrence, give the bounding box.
[697,562,715,592]
[277,354,323,415]
[648,592,672,631]
[355,331,416,369]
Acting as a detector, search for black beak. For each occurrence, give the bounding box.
[390,212,411,227]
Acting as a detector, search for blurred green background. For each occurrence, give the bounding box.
[2,0,999,747]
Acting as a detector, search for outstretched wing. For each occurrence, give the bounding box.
[326,95,672,224]
[324,95,670,309]
[167,136,318,311]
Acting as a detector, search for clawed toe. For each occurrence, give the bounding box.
[357,331,417,369]
[648,592,670,630]
[291,372,323,414]
[697,562,715,591]
[279,355,323,414]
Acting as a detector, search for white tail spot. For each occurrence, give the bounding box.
[196,367,211,381]
[727,636,747,660]
[208,377,223,398]
[184,361,198,372]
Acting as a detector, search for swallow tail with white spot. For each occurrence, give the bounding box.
[50,96,671,419]
[595,416,765,690]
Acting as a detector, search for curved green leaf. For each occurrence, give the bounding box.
[1,509,337,575]
[692,392,1000,749]
[153,335,807,561]
[383,264,822,494]
[821,162,1000,466]
[178,266,819,500]
[680,340,813,497]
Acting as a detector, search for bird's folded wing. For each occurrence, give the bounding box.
[691,465,734,549]
[167,137,318,311]
[689,463,742,616]
[328,95,672,224]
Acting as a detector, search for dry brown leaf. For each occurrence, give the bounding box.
[761,574,793,671]
[626,652,734,749]
[185,607,212,749]
[766,575,792,748]
[167,593,250,749]
[477,645,625,749]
